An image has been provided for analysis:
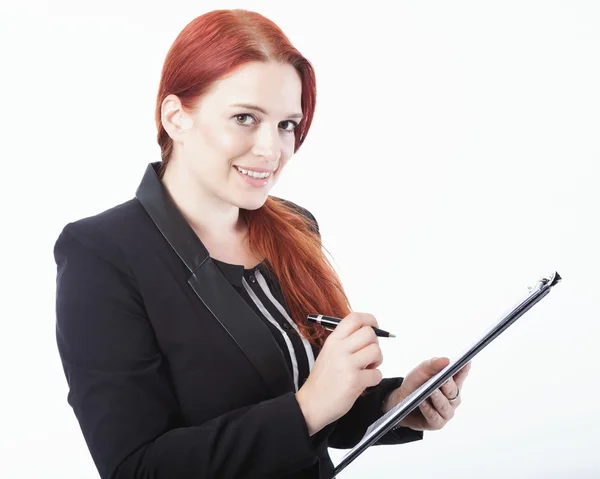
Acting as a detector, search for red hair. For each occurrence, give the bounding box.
[154,9,351,351]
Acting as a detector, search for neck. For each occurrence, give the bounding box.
[161,160,246,240]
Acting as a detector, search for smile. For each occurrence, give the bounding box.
[234,166,273,179]
[233,166,274,188]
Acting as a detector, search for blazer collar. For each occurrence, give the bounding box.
[135,161,294,397]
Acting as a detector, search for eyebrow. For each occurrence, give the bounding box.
[229,103,303,120]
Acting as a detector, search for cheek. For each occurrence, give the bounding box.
[201,123,247,154]
[280,145,295,169]
[283,139,297,160]
[279,157,290,172]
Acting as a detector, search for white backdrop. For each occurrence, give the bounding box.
[1,1,599,478]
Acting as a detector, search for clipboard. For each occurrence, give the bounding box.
[333,271,562,477]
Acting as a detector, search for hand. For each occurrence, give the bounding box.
[295,312,384,436]
[383,357,471,431]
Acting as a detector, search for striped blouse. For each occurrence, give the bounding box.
[212,257,318,392]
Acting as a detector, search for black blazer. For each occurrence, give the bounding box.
[54,162,423,479]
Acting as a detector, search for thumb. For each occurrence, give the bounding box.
[427,356,450,373]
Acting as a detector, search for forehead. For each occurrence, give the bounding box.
[202,61,302,113]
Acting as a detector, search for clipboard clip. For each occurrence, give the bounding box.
[528,271,562,292]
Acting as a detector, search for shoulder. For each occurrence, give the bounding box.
[269,196,319,235]
[53,198,146,272]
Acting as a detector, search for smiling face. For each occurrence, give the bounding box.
[162,61,303,211]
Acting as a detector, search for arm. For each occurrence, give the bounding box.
[54,225,319,479]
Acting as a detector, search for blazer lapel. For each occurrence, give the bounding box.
[135,161,293,397]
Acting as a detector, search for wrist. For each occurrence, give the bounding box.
[295,388,323,437]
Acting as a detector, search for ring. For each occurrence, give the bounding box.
[448,387,460,402]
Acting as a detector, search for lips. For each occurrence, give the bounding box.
[233,165,272,188]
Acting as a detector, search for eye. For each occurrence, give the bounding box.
[234,114,298,133]
[234,114,256,126]
[280,120,298,133]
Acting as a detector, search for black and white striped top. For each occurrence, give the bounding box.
[212,258,318,392]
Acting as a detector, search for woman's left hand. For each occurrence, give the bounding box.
[383,357,472,431]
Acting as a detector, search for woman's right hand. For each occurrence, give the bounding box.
[295,312,384,436]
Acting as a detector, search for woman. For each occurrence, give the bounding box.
[54,9,471,479]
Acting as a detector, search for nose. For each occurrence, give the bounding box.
[251,124,282,163]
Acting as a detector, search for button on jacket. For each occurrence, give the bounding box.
[54,162,423,479]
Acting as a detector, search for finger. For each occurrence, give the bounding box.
[365,340,384,369]
[346,325,379,353]
[453,361,472,389]
[332,312,378,340]
[365,349,383,369]
[353,342,383,370]
[428,389,455,420]
[353,312,379,329]
[329,314,365,339]
[404,357,449,389]
[360,367,383,388]
[418,397,445,430]
[440,378,459,402]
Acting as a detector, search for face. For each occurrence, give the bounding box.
[162,61,303,211]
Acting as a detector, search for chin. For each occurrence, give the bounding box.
[237,195,269,211]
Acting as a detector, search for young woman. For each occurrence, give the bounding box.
[54,9,470,479]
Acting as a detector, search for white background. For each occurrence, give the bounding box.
[1,1,599,478]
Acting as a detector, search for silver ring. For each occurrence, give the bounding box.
[448,387,460,402]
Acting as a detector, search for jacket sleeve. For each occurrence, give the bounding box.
[284,202,424,449]
[327,377,423,449]
[54,224,320,479]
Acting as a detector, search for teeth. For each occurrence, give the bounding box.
[235,166,271,179]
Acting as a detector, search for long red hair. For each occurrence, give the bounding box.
[154,9,351,351]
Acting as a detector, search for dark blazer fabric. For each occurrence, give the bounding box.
[54,162,423,479]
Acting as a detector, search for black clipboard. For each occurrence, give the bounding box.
[333,271,562,477]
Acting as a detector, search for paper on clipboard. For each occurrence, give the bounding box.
[332,271,562,477]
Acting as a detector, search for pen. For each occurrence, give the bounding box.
[307,314,396,338]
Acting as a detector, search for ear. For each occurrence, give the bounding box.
[161,95,194,141]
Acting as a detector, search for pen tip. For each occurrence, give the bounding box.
[389,333,396,338]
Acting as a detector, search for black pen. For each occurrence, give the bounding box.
[307,314,396,338]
